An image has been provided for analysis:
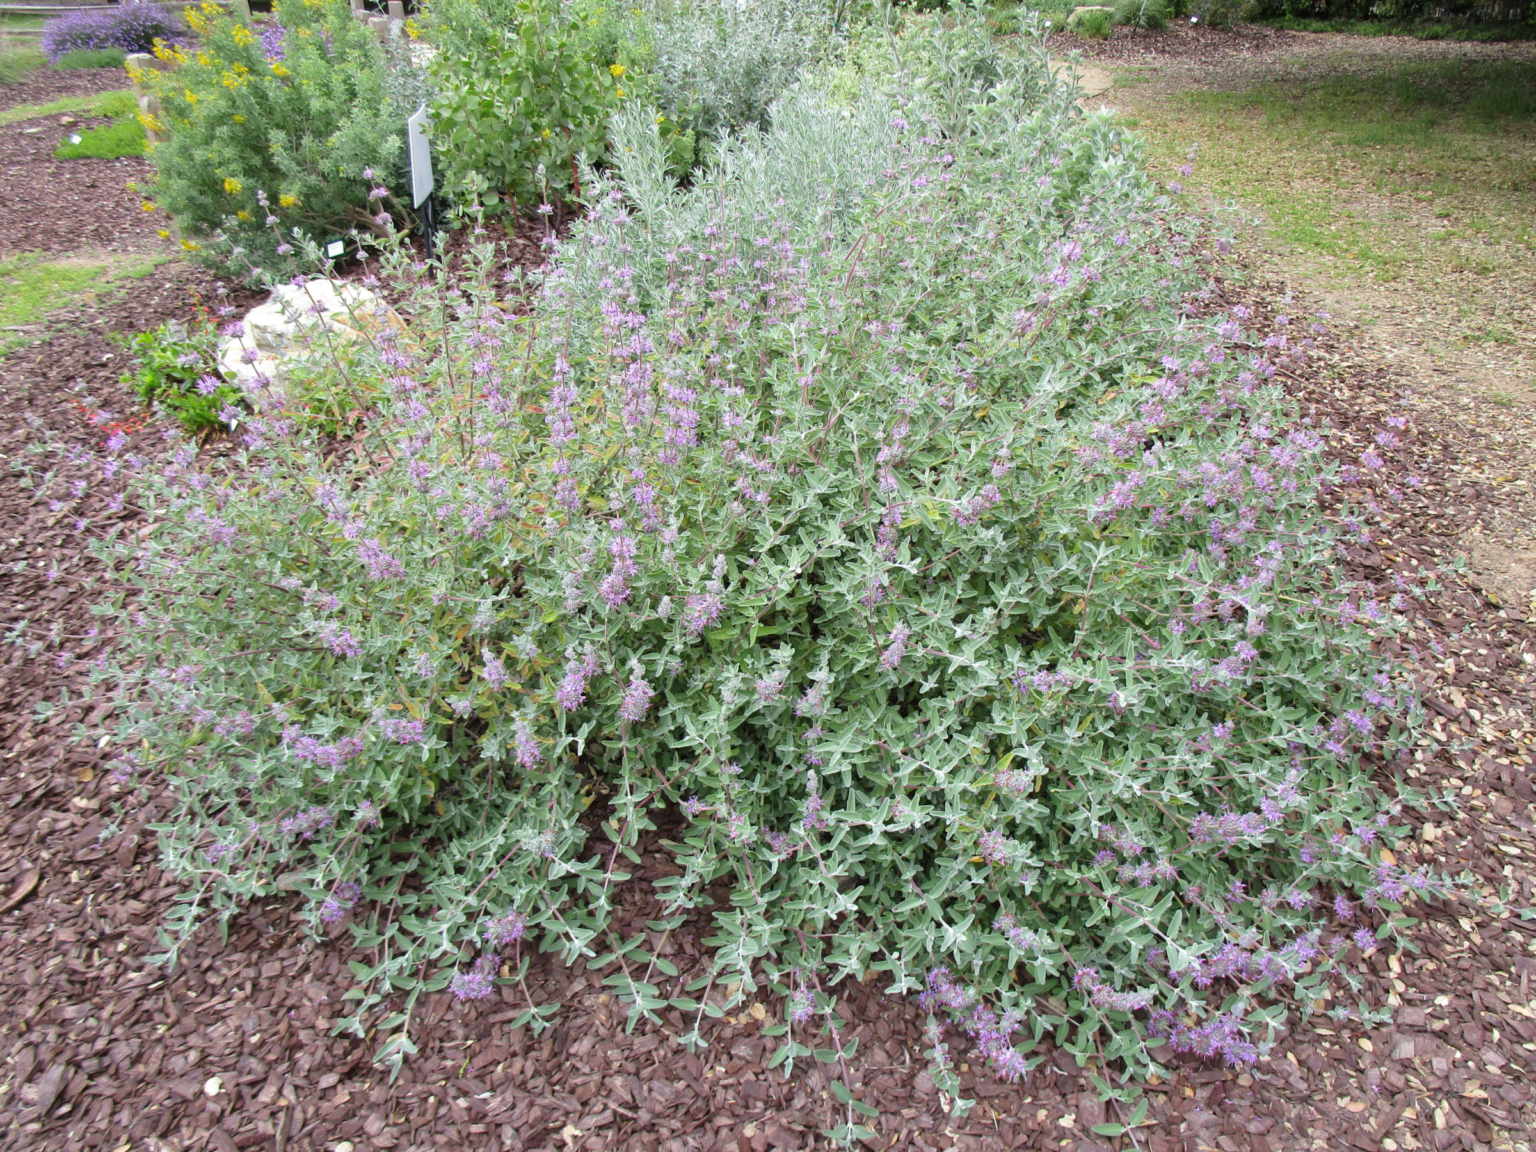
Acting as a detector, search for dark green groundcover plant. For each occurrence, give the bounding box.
[118,318,242,435]
[88,10,1435,1133]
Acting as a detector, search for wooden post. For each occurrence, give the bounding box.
[125,51,171,148]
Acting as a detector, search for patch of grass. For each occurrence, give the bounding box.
[56,113,146,159]
[0,42,44,85]
[0,251,168,356]
[1073,8,1115,38]
[0,11,46,34]
[1193,58,1535,135]
[1258,15,1536,42]
[1106,47,1536,392]
[0,86,134,127]
[54,47,128,70]
[0,253,112,354]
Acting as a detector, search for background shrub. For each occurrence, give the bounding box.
[1188,0,1259,25]
[632,0,847,140]
[1072,6,1116,35]
[102,11,1423,1102]
[41,3,184,62]
[141,0,415,279]
[426,0,640,209]
[0,43,45,85]
[1115,0,1171,26]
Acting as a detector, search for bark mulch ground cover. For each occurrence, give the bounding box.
[2,47,1534,1152]
[1,65,153,257]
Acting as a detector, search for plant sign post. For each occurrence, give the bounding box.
[407,105,436,259]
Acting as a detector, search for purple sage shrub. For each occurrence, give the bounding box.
[41,3,185,63]
[93,10,1431,1102]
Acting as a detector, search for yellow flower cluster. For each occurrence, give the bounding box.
[152,40,187,65]
[223,176,243,195]
[278,194,299,208]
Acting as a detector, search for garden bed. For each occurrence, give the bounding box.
[5,254,1533,1151]
[2,17,1535,1152]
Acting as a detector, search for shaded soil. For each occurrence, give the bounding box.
[1047,20,1536,67]
[3,33,1536,1152]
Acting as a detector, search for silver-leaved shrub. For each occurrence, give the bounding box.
[96,10,1428,1109]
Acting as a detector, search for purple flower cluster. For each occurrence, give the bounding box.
[618,676,655,723]
[377,716,427,745]
[278,805,334,840]
[483,911,527,946]
[281,727,364,770]
[41,3,184,62]
[319,881,362,925]
[994,914,1046,954]
[1147,1008,1260,1068]
[919,969,1029,1081]
[555,650,598,711]
[257,20,286,61]
[1072,966,1154,1014]
[449,955,498,1002]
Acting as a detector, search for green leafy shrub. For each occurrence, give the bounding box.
[119,318,241,434]
[1115,0,1171,25]
[99,13,1426,1110]
[1073,6,1116,35]
[633,0,846,139]
[426,0,640,209]
[54,47,129,68]
[1188,0,1257,24]
[140,0,413,279]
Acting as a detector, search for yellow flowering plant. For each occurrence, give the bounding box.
[143,0,413,279]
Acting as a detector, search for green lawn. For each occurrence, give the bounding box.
[1108,50,1536,387]
[0,40,44,85]
[0,251,168,356]
[56,113,147,159]
[0,87,135,128]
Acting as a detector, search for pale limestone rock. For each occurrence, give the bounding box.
[217,279,403,409]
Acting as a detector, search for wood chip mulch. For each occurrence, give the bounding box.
[1,64,156,257]
[2,98,1534,1152]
